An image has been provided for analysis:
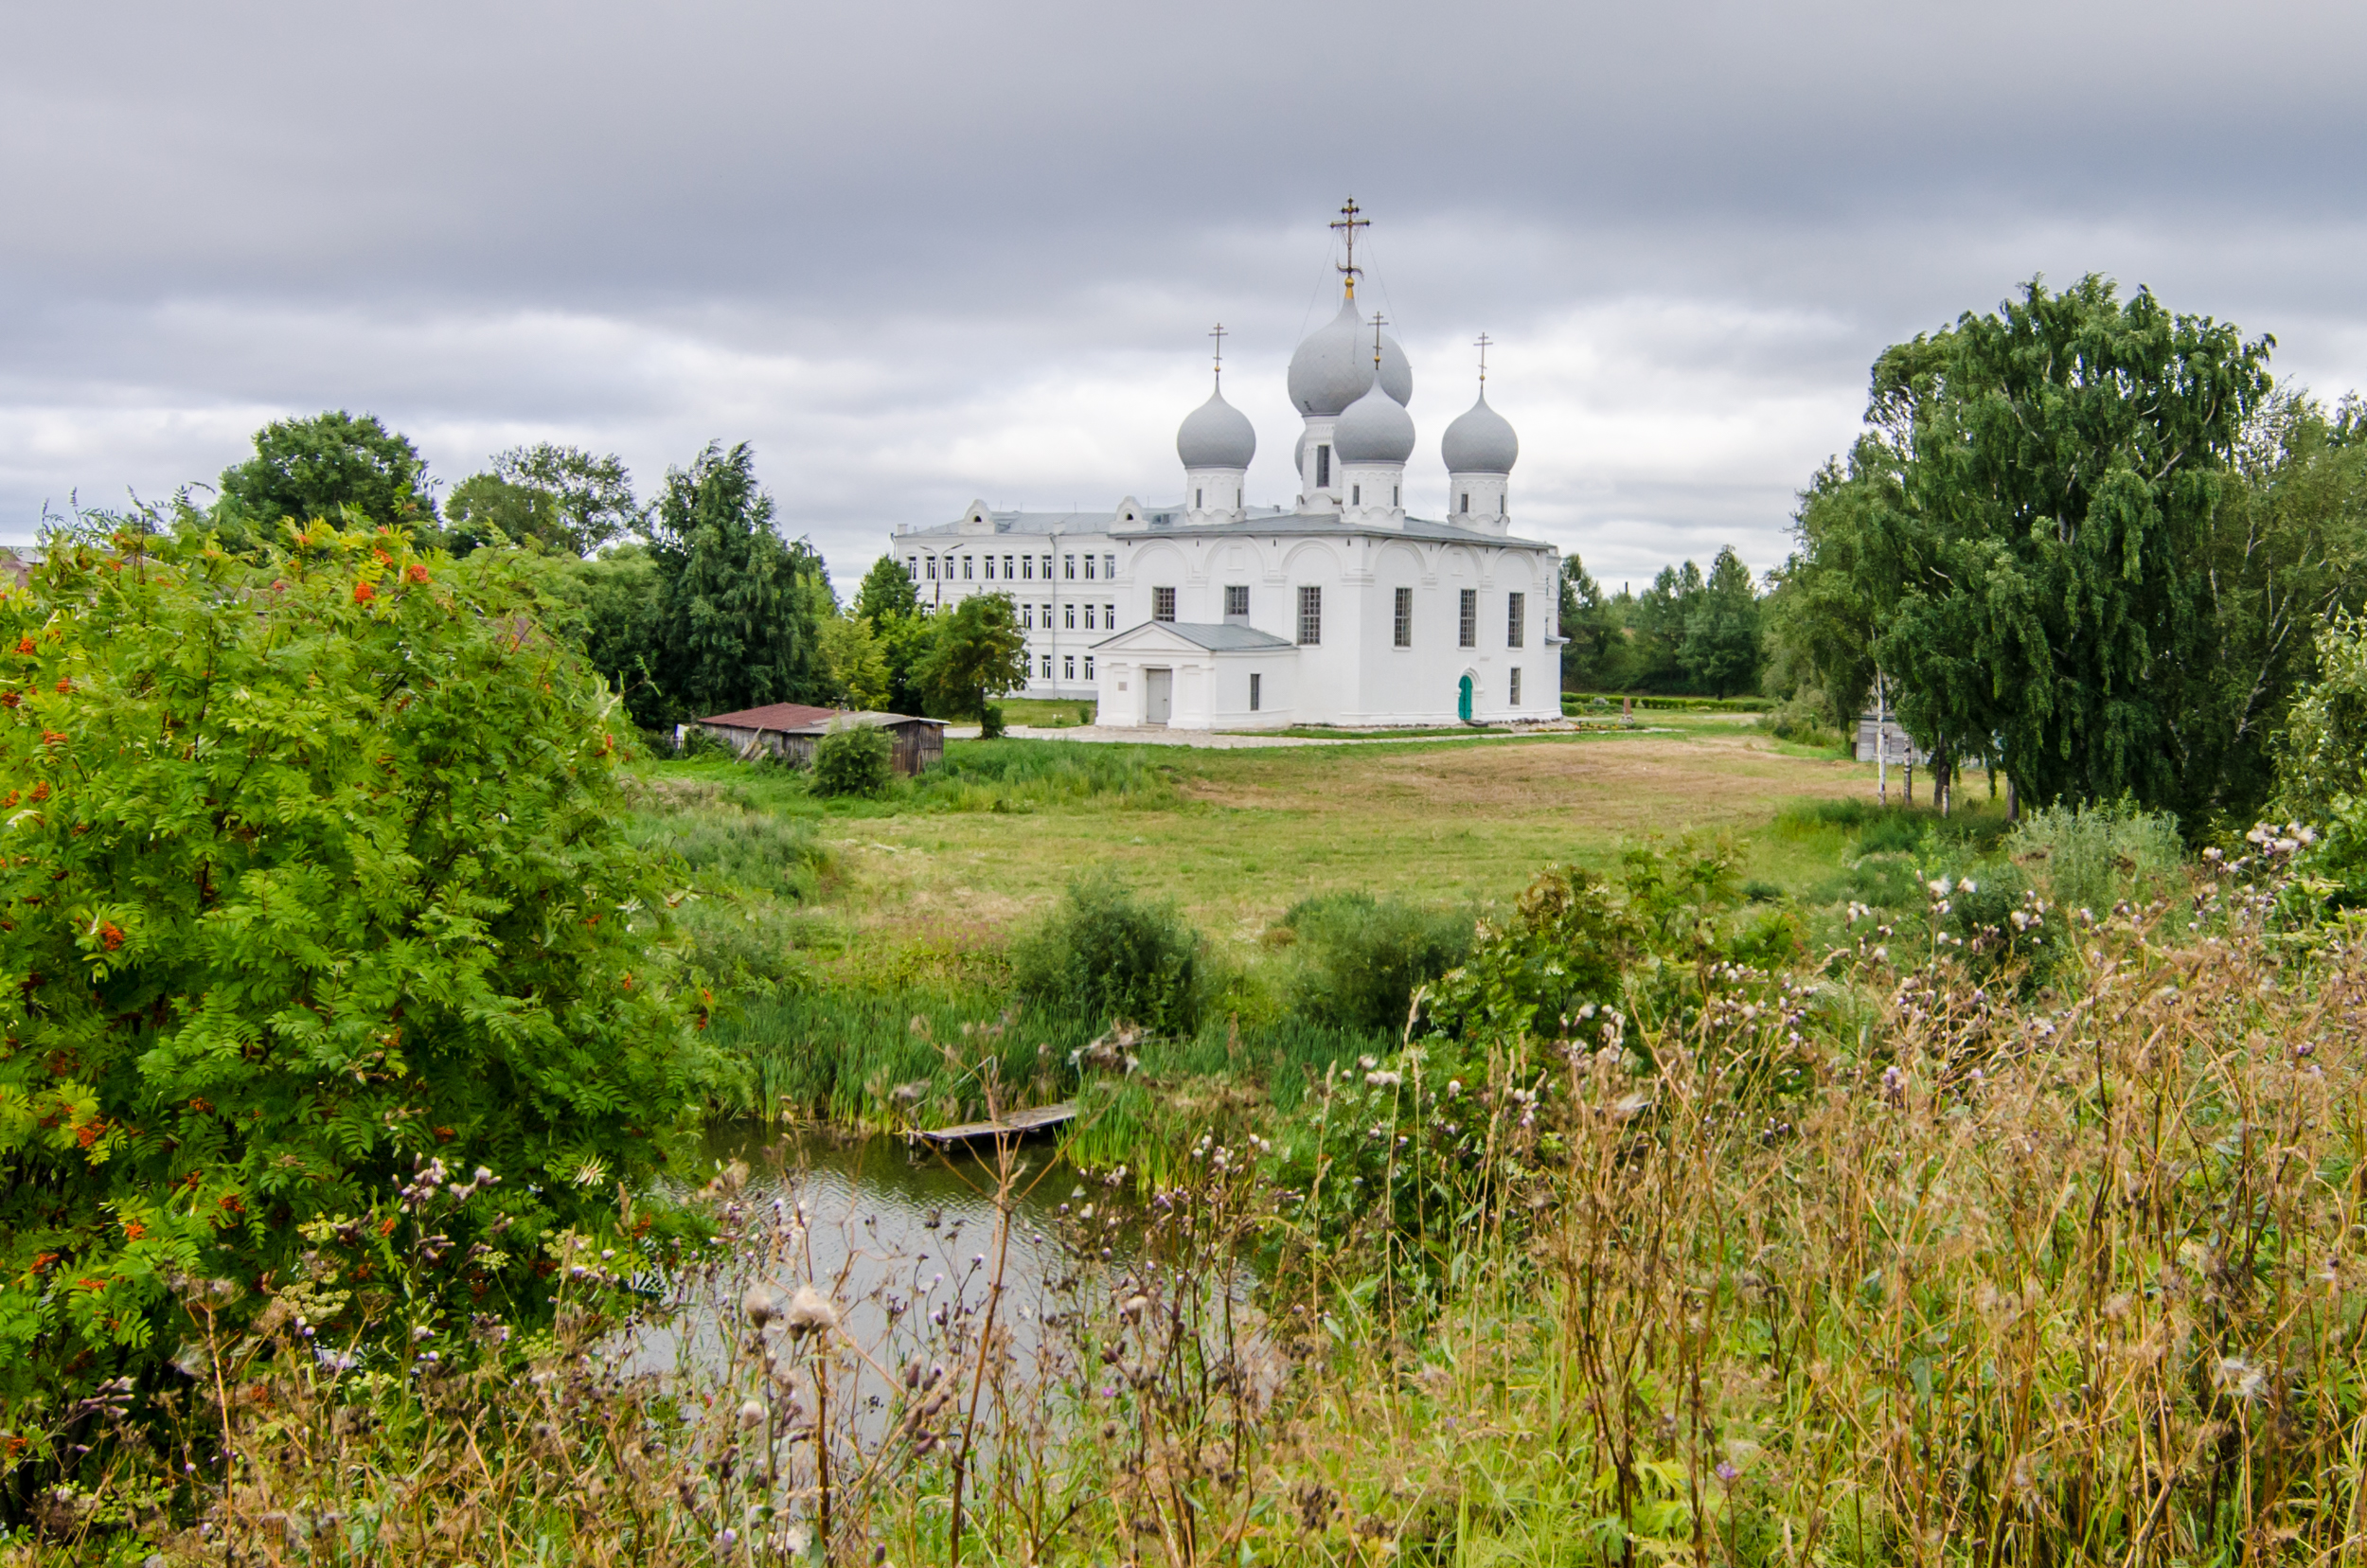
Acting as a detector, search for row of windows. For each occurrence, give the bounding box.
[1037,653,1097,681]
[900,568,1532,653]
[906,552,1117,582]
[1018,602,1117,632]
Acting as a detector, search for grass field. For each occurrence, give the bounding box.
[646,710,1931,943]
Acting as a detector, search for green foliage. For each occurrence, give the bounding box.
[1557,554,1630,691]
[1279,892,1474,1034]
[979,702,1006,739]
[445,444,639,558]
[213,411,438,547]
[852,553,920,625]
[0,521,720,1418]
[645,441,829,726]
[1008,876,1202,1035]
[2276,610,2367,821]
[816,614,891,711]
[1421,866,1639,1044]
[2005,801,2187,915]
[1784,276,2278,819]
[811,723,894,798]
[1678,545,1763,696]
[2275,611,2367,903]
[915,593,1029,722]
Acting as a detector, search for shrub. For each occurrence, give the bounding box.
[980,702,1006,739]
[0,521,720,1423]
[2274,612,2367,904]
[1758,685,1842,748]
[2006,801,2185,914]
[811,722,894,798]
[1009,876,1201,1035]
[1281,891,1474,1034]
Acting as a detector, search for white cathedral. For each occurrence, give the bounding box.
[890,216,1562,729]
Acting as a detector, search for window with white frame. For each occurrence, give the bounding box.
[1393,586,1412,648]
[1064,554,1076,579]
[1083,656,1095,679]
[962,556,973,580]
[1022,603,1034,629]
[1458,588,1476,648]
[1084,555,1095,580]
[1041,602,1052,627]
[927,557,939,580]
[1153,587,1175,622]
[1223,584,1248,620]
[1041,555,1052,579]
[1250,671,1261,711]
[1296,585,1322,646]
[1040,654,1052,678]
[1103,602,1113,629]
[1064,604,1075,630]
[1103,554,1114,579]
[1510,668,1522,705]
[1507,592,1525,648]
[1003,555,1013,579]
[1023,555,1034,579]
[984,555,996,579]
[1063,654,1076,680]
[906,556,917,579]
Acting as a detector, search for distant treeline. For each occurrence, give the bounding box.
[139,415,1027,736]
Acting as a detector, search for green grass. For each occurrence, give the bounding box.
[993,696,1097,726]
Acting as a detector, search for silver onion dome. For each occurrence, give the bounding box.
[1176,385,1256,469]
[1440,390,1518,474]
[1333,377,1416,464]
[1287,295,1413,416]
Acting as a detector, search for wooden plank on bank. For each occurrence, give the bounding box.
[913,1102,1077,1146]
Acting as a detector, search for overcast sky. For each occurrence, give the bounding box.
[5,0,2364,590]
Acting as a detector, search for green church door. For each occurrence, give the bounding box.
[1457,673,1473,722]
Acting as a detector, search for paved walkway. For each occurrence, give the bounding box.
[942,721,1634,749]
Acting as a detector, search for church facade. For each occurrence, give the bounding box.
[889,239,1561,729]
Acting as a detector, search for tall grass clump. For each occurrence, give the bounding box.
[1276,890,1473,1032]
[2007,798,2185,912]
[915,739,1179,811]
[1009,875,1203,1035]
[623,775,832,903]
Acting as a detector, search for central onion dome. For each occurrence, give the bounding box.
[1441,391,1519,473]
[1176,385,1256,469]
[1287,295,1413,416]
[1333,376,1416,464]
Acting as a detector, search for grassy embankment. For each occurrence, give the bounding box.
[633,712,1986,1168]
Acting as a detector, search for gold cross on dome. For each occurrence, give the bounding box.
[1475,331,1492,386]
[1330,197,1368,296]
[1209,322,1226,385]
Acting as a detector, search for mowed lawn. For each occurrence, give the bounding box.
[802,715,1907,943]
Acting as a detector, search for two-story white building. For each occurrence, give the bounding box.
[891,267,1561,729]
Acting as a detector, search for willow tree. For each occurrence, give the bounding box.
[1785,276,2276,817]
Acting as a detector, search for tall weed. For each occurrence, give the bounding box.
[2007,799,2184,913]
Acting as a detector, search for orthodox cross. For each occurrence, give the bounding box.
[1330,197,1368,296]
[1370,312,1388,368]
[1475,331,1493,387]
[1209,322,1227,387]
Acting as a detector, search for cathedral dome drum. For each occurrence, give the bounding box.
[1287,295,1413,416]
[1333,377,1416,464]
[1176,386,1256,469]
[1441,391,1519,474]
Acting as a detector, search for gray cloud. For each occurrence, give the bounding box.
[6,0,2365,588]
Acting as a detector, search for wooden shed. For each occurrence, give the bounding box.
[682,704,946,776]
